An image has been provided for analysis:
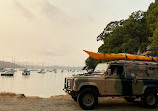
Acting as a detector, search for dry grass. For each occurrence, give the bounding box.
[50,94,70,99]
[27,96,40,99]
[0,92,42,99]
[0,92,70,99]
[0,92,157,111]
[0,92,17,96]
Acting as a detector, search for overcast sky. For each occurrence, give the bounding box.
[0,0,155,66]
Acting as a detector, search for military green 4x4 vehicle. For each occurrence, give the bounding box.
[64,60,158,110]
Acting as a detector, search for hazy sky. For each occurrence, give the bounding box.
[0,0,155,66]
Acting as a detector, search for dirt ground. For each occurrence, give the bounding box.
[0,93,157,111]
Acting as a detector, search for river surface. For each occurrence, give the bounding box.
[0,70,83,98]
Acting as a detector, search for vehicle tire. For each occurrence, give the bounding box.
[124,97,135,103]
[141,89,158,109]
[77,88,98,110]
[71,96,77,101]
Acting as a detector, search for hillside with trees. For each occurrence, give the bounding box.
[85,0,158,70]
[0,61,22,68]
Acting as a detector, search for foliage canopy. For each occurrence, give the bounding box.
[85,0,158,70]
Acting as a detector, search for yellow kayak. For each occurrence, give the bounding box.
[83,50,158,62]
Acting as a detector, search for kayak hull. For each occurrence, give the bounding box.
[83,50,158,62]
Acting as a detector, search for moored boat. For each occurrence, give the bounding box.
[1,70,14,76]
[0,68,6,72]
[22,69,30,75]
[38,69,46,74]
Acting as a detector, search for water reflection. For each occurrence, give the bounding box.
[0,70,83,98]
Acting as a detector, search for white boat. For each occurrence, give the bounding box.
[61,70,64,73]
[1,57,16,76]
[38,69,46,74]
[46,69,53,72]
[1,70,14,76]
[53,69,57,73]
[22,69,30,75]
[0,68,6,72]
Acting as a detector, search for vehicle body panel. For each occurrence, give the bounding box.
[64,60,158,97]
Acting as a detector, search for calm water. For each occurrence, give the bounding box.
[0,70,82,98]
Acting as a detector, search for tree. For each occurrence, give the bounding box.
[84,57,98,70]
[98,10,151,54]
[146,0,158,32]
[146,0,158,56]
[85,10,152,69]
[97,20,123,41]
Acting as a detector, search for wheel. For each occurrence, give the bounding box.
[124,97,135,103]
[71,96,77,101]
[77,88,98,110]
[141,89,158,109]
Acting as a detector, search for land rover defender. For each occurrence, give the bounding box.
[64,60,158,110]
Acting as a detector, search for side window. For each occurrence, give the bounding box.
[117,66,124,75]
[126,65,148,79]
[126,65,135,78]
[109,65,117,74]
[109,65,124,78]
